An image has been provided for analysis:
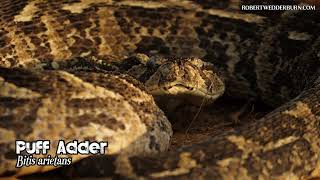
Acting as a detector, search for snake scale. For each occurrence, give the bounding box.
[0,0,320,179]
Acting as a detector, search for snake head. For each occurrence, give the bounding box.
[130,56,225,107]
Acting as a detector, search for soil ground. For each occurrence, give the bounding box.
[169,97,270,150]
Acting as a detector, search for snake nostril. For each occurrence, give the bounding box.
[188,86,194,91]
[163,86,169,91]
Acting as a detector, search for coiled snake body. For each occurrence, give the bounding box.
[0,0,320,179]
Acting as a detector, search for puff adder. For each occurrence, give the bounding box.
[0,0,320,179]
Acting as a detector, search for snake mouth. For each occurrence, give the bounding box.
[169,83,195,91]
[148,82,225,105]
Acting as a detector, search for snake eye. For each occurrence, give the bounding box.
[146,59,158,69]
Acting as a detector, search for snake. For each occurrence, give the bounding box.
[0,0,320,179]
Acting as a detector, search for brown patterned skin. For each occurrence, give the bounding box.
[0,0,320,179]
[0,68,173,177]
